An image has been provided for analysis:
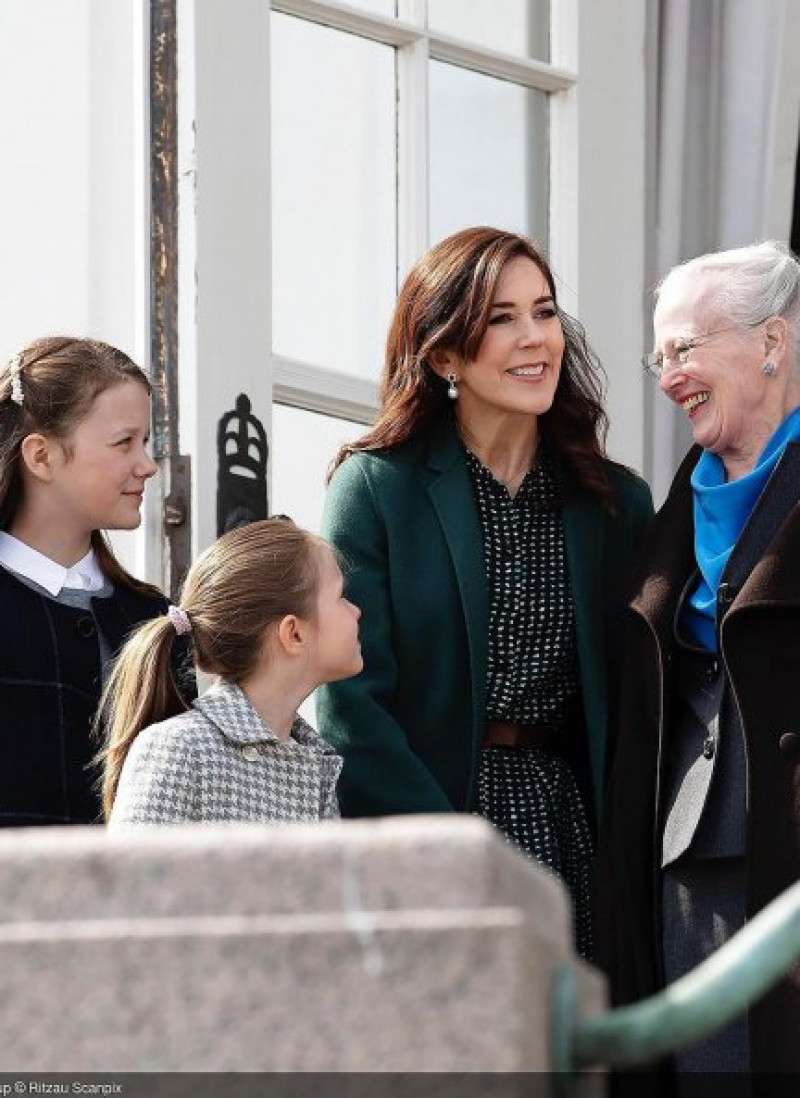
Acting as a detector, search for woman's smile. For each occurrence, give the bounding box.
[505,363,548,380]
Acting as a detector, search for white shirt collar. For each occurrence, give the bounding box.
[0,532,105,596]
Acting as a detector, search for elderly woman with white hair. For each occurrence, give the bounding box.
[595,240,800,1087]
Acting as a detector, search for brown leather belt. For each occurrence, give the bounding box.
[484,719,556,750]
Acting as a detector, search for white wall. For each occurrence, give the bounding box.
[1,1,92,350]
[0,0,145,378]
[0,0,150,576]
[177,0,272,558]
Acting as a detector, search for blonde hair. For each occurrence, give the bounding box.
[0,335,159,596]
[99,518,326,817]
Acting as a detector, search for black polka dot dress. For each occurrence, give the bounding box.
[466,446,594,959]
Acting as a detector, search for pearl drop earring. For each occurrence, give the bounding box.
[447,373,459,400]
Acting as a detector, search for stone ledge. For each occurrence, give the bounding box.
[0,816,604,1080]
[0,816,567,929]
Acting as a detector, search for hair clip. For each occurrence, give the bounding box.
[6,353,23,406]
[167,604,193,636]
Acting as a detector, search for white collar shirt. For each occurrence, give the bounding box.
[0,532,106,596]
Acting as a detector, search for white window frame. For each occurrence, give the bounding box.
[269,0,578,426]
[178,0,649,557]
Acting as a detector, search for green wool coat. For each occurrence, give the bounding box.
[317,414,654,820]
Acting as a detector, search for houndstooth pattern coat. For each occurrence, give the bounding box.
[108,682,342,828]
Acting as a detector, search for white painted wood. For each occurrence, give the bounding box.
[273,0,421,45]
[275,0,574,89]
[428,32,575,92]
[548,0,579,318]
[274,357,378,424]
[397,0,428,272]
[397,0,425,26]
[178,0,273,556]
[397,34,430,278]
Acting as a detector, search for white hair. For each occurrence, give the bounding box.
[656,240,800,355]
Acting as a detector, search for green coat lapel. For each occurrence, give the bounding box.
[425,419,487,787]
[559,465,607,809]
[422,421,616,812]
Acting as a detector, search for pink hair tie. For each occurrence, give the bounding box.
[167,604,192,636]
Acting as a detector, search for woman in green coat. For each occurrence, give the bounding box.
[318,227,653,957]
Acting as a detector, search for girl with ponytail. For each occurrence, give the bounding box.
[102,518,361,827]
[0,336,193,827]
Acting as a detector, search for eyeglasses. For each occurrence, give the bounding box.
[642,321,765,379]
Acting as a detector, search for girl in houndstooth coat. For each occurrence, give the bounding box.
[102,518,361,827]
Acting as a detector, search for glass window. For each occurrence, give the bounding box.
[427,0,550,62]
[429,61,549,244]
[269,5,558,581]
[270,404,366,535]
[270,14,397,382]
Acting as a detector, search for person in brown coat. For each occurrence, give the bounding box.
[595,240,800,1093]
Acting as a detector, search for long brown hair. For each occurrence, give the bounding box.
[0,335,160,595]
[329,226,613,508]
[98,517,325,818]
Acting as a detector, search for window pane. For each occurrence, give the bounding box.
[429,61,548,245]
[271,404,366,536]
[271,15,397,381]
[428,0,550,62]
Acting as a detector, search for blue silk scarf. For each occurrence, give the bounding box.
[683,406,800,650]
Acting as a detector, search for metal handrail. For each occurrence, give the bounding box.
[552,879,800,1085]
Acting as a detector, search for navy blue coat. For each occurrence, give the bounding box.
[0,568,193,826]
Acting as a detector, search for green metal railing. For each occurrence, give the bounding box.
[551,879,800,1091]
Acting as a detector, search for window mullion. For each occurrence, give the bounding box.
[273,356,378,424]
[397,34,430,278]
[397,0,426,27]
[548,0,579,316]
[428,32,575,93]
